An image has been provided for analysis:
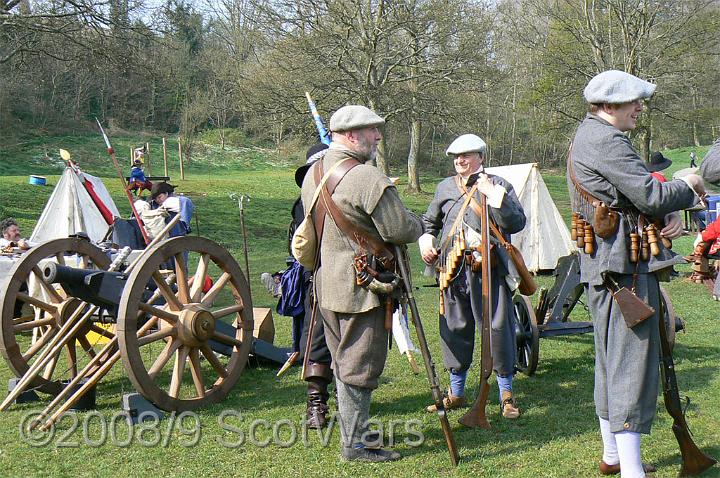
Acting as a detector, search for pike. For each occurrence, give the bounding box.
[229,193,252,293]
[95,118,150,245]
[305,92,331,145]
[395,244,459,466]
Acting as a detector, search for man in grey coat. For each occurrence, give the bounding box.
[300,105,423,462]
[569,70,705,478]
[418,133,526,421]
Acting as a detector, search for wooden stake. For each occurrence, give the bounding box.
[145,142,151,175]
[162,137,168,177]
[178,137,185,180]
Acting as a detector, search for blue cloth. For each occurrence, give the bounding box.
[450,369,468,397]
[277,260,305,317]
[497,373,513,402]
[129,166,147,182]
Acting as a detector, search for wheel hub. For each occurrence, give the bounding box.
[178,304,215,347]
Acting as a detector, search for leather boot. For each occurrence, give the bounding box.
[305,362,332,429]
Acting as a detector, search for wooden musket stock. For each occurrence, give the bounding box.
[458,190,493,429]
[395,245,459,466]
[658,290,716,476]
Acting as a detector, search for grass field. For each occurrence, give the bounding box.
[0,135,718,477]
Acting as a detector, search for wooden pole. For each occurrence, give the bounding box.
[130,147,134,167]
[178,136,185,180]
[162,137,169,177]
[145,142,151,175]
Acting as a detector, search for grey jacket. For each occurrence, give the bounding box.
[422,173,526,276]
[700,137,720,185]
[569,114,697,285]
[301,145,423,314]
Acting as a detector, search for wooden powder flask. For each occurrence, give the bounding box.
[661,236,672,249]
[629,233,640,263]
[647,224,660,256]
[583,224,595,255]
[641,231,650,262]
[571,213,578,241]
[576,218,585,247]
[577,218,585,248]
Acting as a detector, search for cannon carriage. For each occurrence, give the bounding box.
[512,253,681,376]
[0,231,254,427]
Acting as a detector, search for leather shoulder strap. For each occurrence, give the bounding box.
[568,144,603,207]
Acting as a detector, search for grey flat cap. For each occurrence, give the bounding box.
[446,134,487,156]
[329,105,385,132]
[584,70,656,104]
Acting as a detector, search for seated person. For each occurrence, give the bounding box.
[0,217,31,250]
[127,159,153,196]
[135,182,194,239]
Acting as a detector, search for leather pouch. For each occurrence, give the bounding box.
[611,286,655,328]
[593,202,619,239]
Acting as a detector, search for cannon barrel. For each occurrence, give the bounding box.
[43,263,128,311]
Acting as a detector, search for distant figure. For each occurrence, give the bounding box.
[127,159,153,197]
[648,151,672,183]
[0,217,31,249]
[690,151,698,168]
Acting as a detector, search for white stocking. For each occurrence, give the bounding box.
[599,417,618,465]
[615,431,644,478]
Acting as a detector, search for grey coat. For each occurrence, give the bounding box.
[569,114,697,286]
[301,144,423,314]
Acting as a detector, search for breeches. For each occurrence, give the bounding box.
[439,268,516,376]
[587,273,660,434]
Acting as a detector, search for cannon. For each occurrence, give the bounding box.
[0,232,253,426]
[513,253,680,376]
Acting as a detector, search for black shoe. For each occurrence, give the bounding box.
[341,446,401,462]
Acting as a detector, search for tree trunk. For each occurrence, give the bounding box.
[407,119,421,193]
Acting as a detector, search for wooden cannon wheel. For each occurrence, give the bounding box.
[117,236,253,411]
[513,294,539,376]
[0,238,112,394]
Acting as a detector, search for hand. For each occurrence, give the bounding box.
[660,213,684,240]
[475,173,494,196]
[418,233,438,265]
[682,173,706,197]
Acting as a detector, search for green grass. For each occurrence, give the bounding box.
[0,136,718,477]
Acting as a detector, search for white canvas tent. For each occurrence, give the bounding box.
[30,167,120,244]
[486,163,574,272]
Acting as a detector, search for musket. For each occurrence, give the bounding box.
[395,244,460,467]
[459,176,493,429]
[305,92,331,146]
[658,290,716,476]
[95,118,150,245]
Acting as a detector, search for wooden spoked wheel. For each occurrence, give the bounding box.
[117,236,253,411]
[0,238,112,394]
[513,294,539,376]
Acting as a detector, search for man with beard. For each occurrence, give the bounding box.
[300,105,423,462]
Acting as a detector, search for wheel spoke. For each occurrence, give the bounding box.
[174,254,190,304]
[55,253,66,266]
[89,323,116,340]
[190,254,210,302]
[41,350,60,380]
[13,314,35,326]
[77,336,97,360]
[211,303,244,320]
[138,302,178,325]
[200,345,228,378]
[151,271,183,311]
[14,316,55,333]
[17,292,58,314]
[200,272,231,307]
[148,339,182,379]
[138,327,176,346]
[211,331,242,348]
[22,327,59,361]
[66,341,78,378]
[188,348,206,397]
[169,345,189,399]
